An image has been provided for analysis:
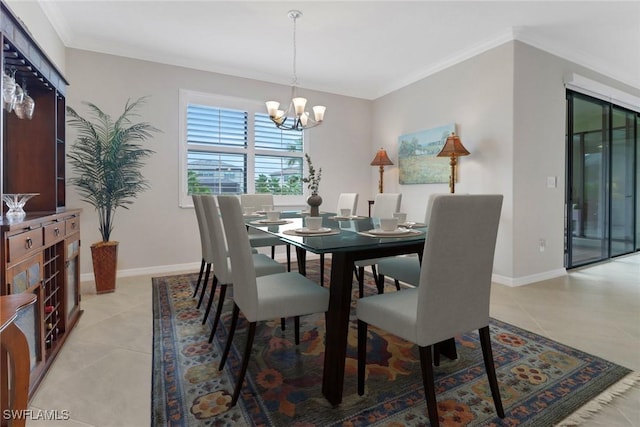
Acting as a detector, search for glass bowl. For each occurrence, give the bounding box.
[2,193,39,218]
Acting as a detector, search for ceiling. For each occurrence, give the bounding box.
[38,1,640,100]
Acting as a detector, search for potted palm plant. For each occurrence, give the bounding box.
[67,97,159,293]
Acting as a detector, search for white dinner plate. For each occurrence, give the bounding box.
[399,221,426,228]
[366,228,416,237]
[293,227,333,235]
[251,219,290,225]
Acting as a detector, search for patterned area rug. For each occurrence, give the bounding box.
[152,261,636,426]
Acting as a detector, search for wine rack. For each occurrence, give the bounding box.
[43,243,63,352]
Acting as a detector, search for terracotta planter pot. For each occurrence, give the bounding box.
[91,241,118,294]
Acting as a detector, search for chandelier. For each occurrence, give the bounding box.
[265,10,326,131]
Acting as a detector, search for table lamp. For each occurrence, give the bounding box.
[437,132,469,193]
[370,148,393,193]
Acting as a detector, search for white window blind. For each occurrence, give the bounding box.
[179,90,306,207]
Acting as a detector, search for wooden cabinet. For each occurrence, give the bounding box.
[1,211,81,395]
[0,2,80,399]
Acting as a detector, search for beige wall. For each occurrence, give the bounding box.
[372,40,640,285]
[65,49,372,277]
[512,41,640,283]
[371,42,515,279]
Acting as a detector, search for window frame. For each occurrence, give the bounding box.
[179,89,308,208]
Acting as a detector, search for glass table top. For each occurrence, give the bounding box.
[245,211,427,254]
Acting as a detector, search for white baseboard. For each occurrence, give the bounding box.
[80,262,202,283]
[79,253,320,283]
[492,268,566,287]
[82,258,564,289]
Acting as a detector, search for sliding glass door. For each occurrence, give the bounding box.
[611,107,636,256]
[566,92,638,268]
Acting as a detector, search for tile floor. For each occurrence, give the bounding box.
[26,254,640,426]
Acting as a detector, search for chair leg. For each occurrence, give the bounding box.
[219,303,240,371]
[320,254,325,287]
[357,320,367,395]
[192,258,205,297]
[202,275,219,324]
[294,316,300,345]
[271,246,275,259]
[358,266,365,298]
[376,273,385,294]
[231,322,257,407]
[281,318,286,331]
[208,284,227,343]
[394,279,401,291]
[418,345,440,427]
[286,244,291,272]
[371,264,379,284]
[479,326,505,418]
[197,263,211,309]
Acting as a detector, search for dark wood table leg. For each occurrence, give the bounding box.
[295,247,307,276]
[438,337,457,360]
[322,251,354,406]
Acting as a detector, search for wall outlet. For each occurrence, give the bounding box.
[547,176,557,188]
[539,238,546,252]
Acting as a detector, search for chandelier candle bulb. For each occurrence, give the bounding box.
[265,101,279,116]
[313,105,326,121]
[293,97,307,115]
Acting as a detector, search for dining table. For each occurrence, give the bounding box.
[245,210,451,406]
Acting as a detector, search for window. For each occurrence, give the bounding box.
[179,90,305,207]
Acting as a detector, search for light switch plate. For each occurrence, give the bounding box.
[547,176,557,188]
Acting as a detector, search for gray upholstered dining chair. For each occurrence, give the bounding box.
[191,193,215,304]
[197,195,286,340]
[354,192,402,297]
[193,194,263,308]
[375,193,445,290]
[356,194,505,427]
[216,195,330,406]
[240,194,292,271]
[336,192,359,215]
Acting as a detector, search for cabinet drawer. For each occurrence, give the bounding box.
[8,228,44,264]
[44,221,65,245]
[65,217,80,235]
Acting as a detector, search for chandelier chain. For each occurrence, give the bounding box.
[291,13,298,87]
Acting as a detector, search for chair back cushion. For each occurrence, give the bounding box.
[217,195,260,320]
[240,194,274,210]
[423,193,449,224]
[372,193,402,218]
[192,195,214,262]
[200,195,233,284]
[337,193,359,215]
[416,194,503,345]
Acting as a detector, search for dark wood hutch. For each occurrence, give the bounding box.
[1,0,81,405]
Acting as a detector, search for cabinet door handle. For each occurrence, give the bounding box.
[25,237,33,249]
[54,228,60,236]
